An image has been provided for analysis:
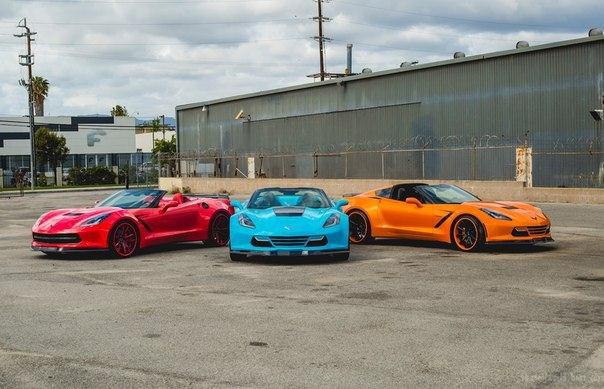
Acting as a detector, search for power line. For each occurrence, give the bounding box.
[332,39,453,55]
[0,46,313,67]
[12,0,278,4]
[0,18,304,26]
[338,19,549,44]
[0,37,308,46]
[332,0,585,29]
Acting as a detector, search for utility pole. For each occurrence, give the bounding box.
[14,18,37,190]
[160,114,165,140]
[312,0,331,81]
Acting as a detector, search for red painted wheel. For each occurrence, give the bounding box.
[208,212,230,247]
[109,221,139,258]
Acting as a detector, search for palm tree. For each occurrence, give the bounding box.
[31,76,49,117]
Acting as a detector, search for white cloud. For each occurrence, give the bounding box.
[0,0,600,117]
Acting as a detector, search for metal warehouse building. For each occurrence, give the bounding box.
[176,34,604,188]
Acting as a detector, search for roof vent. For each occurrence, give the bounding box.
[361,68,373,74]
[400,61,418,67]
[516,40,530,49]
[453,52,465,59]
[588,28,603,37]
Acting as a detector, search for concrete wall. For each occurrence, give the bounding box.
[159,177,604,204]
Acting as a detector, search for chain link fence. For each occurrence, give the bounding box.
[159,135,602,188]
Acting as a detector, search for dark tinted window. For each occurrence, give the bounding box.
[375,187,392,198]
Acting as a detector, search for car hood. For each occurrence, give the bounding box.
[241,206,337,235]
[33,207,120,232]
[463,201,549,223]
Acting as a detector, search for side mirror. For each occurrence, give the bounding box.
[405,197,423,207]
[231,200,243,210]
[334,199,349,209]
[161,200,179,214]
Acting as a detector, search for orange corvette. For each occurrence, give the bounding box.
[343,183,553,251]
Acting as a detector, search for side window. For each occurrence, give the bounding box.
[375,187,392,198]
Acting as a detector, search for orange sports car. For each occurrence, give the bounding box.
[343,183,553,251]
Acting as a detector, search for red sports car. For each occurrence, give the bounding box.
[31,189,233,258]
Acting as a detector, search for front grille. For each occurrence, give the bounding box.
[269,236,310,247]
[527,226,549,236]
[33,233,81,244]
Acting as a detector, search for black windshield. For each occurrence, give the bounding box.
[415,184,480,204]
[248,188,331,209]
[96,189,166,209]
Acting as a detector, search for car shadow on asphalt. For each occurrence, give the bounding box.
[235,255,349,266]
[366,239,559,254]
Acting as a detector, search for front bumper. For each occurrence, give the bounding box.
[484,220,553,244]
[31,228,111,253]
[31,244,109,255]
[230,248,349,257]
[230,223,350,257]
[485,236,554,245]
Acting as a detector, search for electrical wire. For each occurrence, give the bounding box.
[332,0,587,30]
[0,37,308,46]
[12,0,279,4]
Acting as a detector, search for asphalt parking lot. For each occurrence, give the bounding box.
[0,190,602,388]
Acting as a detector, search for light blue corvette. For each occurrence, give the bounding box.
[229,187,350,261]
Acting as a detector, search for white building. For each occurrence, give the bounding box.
[0,115,138,172]
[135,128,176,153]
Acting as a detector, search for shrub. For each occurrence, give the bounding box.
[36,172,48,187]
[67,166,116,186]
[182,186,191,194]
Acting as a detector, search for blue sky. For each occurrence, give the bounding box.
[0,0,601,118]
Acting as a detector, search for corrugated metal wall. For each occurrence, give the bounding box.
[177,38,604,187]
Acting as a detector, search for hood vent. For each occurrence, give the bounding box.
[65,212,85,216]
[273,207,305,217]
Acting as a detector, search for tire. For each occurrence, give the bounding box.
[230,252,246,262]
[207,212,230,247]
[450,215,484,252]
[347,210,373,244]
[109,220,139,258]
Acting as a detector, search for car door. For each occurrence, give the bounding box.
[378,188,445,239]
[159,201,200,240]
[133,201,198,242]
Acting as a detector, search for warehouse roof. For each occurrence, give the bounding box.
[176,35,603,112]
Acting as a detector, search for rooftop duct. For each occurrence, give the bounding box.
[588,28,603,37]
[516,41,530,49]
[453,52,466,59]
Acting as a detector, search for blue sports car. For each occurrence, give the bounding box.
[229,187,350,261]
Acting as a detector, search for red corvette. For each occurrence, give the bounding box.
[31,189,233,258]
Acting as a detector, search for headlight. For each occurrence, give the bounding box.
[81,213,111,226]
[323,213,340,228]
[480,208,512,221]
[238,214,255,229]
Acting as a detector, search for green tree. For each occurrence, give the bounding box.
[111,105,128,116]
[148,117,161,138]
[31,76,49,117]
[152,135,177,176]
[34,127,69,185]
